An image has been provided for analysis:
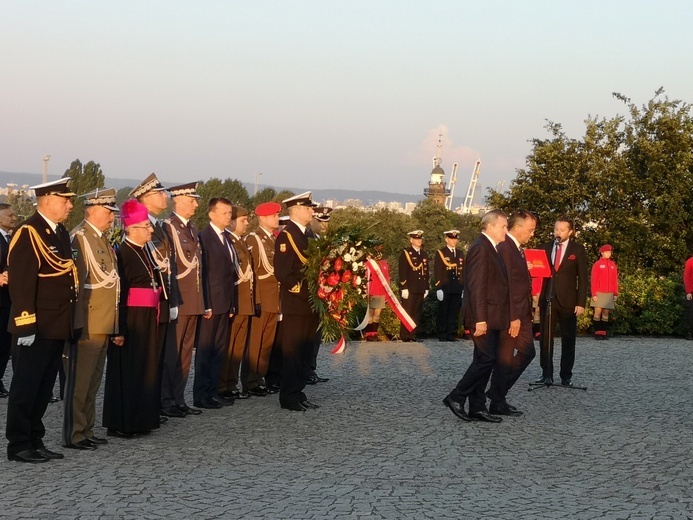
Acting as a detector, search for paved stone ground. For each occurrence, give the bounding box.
[1,336,692,519]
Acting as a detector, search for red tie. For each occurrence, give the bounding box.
[554,243,562,271]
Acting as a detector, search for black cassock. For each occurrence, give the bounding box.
[103,240,160,434]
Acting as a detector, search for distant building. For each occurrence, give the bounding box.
[423,134,451,206]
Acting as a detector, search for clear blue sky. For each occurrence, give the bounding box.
[2,1,691,195]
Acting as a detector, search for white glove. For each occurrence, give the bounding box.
[424,290,429,299]
[437,290,444,301]
[18,335,35,347]
[461,291,464,299]
[169,306,179,321]
[278,313,283,322]
[401,289,409,300]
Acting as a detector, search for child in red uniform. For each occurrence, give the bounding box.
[364,248,390,341]
[591,244,618,340]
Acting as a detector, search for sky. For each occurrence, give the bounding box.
[2,1,692,196]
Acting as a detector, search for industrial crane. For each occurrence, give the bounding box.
[461,160,481,214]
[444,163,458,211]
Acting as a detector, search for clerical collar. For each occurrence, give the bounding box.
[37,210,58,232]
[173,212,189,226]
[85,220,103,238]
[125,237,145,248]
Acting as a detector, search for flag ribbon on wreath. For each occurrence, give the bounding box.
[365,257,415,332]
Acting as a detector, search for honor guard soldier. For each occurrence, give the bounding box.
[398,230,430,342]
[274,192,320,411]
[434,230,464,342]
[63,188,120,451]
[6,178,78,463]
[307,206,332,384]
[130,173,180,422]
[160,183,205,417]
[244,201,281,395]
[219,205,256,400]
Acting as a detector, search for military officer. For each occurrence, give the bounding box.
[0,203,17,398]
[62,188,120,451]
[398,230,430,342]
[6,178,77,463]
[130,173,180,421]
[160,182,205,417]
[434,230,464,341]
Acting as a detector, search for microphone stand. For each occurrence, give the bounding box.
[529,240,587,392]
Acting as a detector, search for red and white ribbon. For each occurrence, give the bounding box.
[330,334,346,354]
[366,257,415,332]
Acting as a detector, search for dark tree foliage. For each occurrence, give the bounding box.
[62,159,106,231]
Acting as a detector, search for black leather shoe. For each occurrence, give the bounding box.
[314,375,329,383]
[194,398,222,409]
[65,439,98,451]
[247,387,268,397]
[214,395,235,406]
[561,379,573,386]
[49,394,60,403]
[36,447,64,459]
[0,383,8,398]
[8,449,49,463]
[107,429,139,438]
[160,406,186,418]
[281,402,306,412]
[178,404,202,415]
[489,403,523,416]
[305,375,319,385]
[230,390,250,400]
[470,410,503,423]
[265,384,280,394]
[442,395,471,422]
[534,376,553,385]
[158,416,168,424]
[300,399,320,409]
[87,436,108,445]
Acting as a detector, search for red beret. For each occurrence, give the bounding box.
[255,202,282,217]
[599,244,612,253]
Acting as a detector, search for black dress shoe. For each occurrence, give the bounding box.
[561,379,573,386]
[36,447,64,459]
[177,404,202,415]
[305,375,319,385]
[489,403,523,416]
[158,416,168,424]
[0,383,8,398]
[534,376,553,385]
[265,384,280,394]
[160,406,186,418]
[65,439,98,451]
[300,399,320,409]
[314,375,329,383]
[281,402,306,412]
[49,394,60,403]
[214,395,235,406]
[107,429,139,438]
[442,395,471,422]
[87,436,108,445]
[247,386,268,397]
[8,449,49,463]
[470,410,503,423]
[194,398,222,409]
[230,390,250,400]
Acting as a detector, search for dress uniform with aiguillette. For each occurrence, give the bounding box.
[6,178,78,463]
[398,230,430,342]
[434,230,464,341]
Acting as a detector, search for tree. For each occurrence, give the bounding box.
[488,89,693,276]
[62,159,106,231]
[411,199,481,253]
[7,186,35,223]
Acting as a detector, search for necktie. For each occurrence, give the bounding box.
[554,243,562,271]
[520,246,525,260]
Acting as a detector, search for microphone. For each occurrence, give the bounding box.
[554,238,561,245]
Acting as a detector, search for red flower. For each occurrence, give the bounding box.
[317,286,328,300]
[333,257,343,271]
[327,272,340,286]
[341,270,352,283]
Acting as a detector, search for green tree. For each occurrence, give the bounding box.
[411,199,481,254]
[62,159,106,231]
[7,186,35,223]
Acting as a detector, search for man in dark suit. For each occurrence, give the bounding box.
[6,178,77,463]
[434,229,464,342]
[536,217,588,386]
[398,230,430,342]
[443,209,509,423]
[488,211,537,415]
[161,183,205,417]
[274,192,320,412]
[0,203,17,398]
[194,198,237,409]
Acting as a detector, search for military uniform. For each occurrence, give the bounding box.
[398,230,430,341]
[433,230,464,341]
[6,178,77,462]
[63,188,120,448]
[244,202,281,393]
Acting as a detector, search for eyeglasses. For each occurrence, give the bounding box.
[130,224,153,230]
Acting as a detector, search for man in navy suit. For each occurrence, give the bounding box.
[194,198,237,409]
[0,203,17,398]
[536,217,588,386]
[488,211,537,415]
[443,209,509,423]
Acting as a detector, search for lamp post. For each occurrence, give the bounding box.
[254,172,263,196]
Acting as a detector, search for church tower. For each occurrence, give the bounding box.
[423,133,450,205]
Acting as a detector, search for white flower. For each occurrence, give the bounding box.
[343,253,352,262]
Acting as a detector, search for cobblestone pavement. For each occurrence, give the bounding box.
[1,336,692,519]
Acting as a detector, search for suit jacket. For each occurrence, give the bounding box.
[229,232,255,316]
[7,212,77,340]
[275,220,313,315]
[0,230,10,310]
[539,239,588,310]
[71,220,119,335]
[462,234,509,330]
[433,246,464,294]
[199,225,236,315]
[246,227,279,313]
[164,214,204,316]
[398,247,430,294]
[497,237,532,323]
[149,218,180,321]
